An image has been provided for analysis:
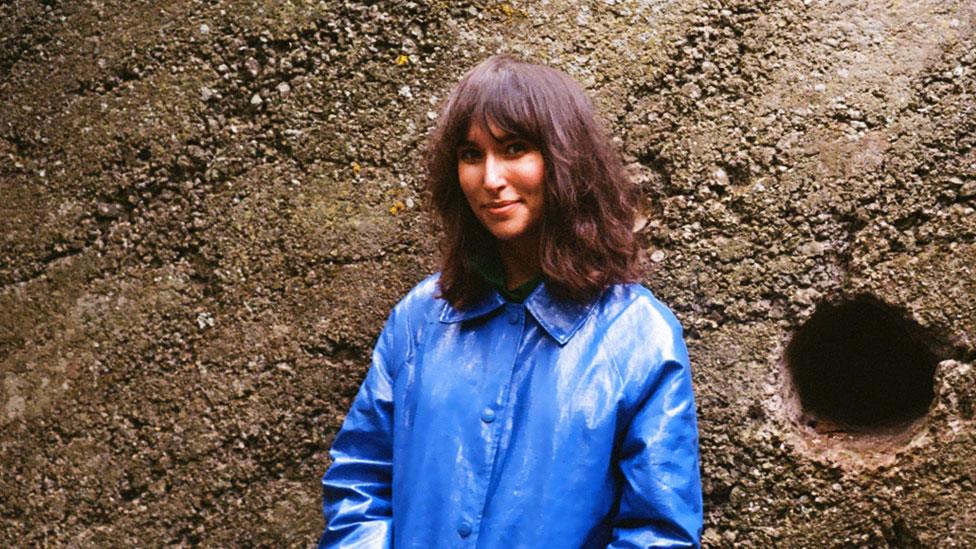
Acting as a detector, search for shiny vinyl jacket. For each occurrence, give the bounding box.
[320,275,702,548]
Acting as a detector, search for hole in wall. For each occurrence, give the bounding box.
[784,297,939,434]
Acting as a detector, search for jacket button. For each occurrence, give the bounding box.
[457,520,473,538]
[508,310,519,324]
[481,408,495,423]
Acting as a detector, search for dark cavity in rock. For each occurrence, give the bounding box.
[786,298,939,432]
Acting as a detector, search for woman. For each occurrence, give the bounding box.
[320,55,702,548]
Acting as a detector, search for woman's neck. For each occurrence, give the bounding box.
[497,235,541,291]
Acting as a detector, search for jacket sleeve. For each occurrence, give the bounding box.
[318,311,405,549]
[608,328,703,548]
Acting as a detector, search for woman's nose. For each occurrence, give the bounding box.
[483,153,506,190]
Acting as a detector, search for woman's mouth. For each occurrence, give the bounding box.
[485,200,519,215]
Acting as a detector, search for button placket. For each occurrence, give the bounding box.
[480,407,495,423]
[462,304,525,545]
[507,309,520,324]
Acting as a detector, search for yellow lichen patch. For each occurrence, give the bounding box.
[490,2,525,18]
[395,54,410,66]
[389,200,406,216]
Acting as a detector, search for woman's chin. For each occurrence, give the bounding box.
[486,226,535,243]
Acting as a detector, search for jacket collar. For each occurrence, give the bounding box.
[439,283,598,346]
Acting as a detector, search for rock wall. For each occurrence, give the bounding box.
[1,0,974,546]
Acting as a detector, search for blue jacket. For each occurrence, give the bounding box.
[320,275,702,548]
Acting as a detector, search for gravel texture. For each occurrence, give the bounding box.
[1,0,974,546]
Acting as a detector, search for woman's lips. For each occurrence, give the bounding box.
[485,200,519,215]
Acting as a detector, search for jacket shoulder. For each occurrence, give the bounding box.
[384,273,443,333]
[372,274,442,375]
[394,273,442,313]
[596,284,689,378]
[598,284,683,338]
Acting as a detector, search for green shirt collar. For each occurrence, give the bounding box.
[470,248,543,304]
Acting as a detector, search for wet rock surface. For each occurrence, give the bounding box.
[1,0,974,546]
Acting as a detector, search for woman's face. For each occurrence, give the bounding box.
[457,121,545,245]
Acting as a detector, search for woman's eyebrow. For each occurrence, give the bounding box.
[488,129,513,142]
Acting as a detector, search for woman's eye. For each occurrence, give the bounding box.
[505,142,528,156]
[458,148,482,162]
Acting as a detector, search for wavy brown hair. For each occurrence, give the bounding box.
[426,55,639,308]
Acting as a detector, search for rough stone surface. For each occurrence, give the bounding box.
[1,0,974,546]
